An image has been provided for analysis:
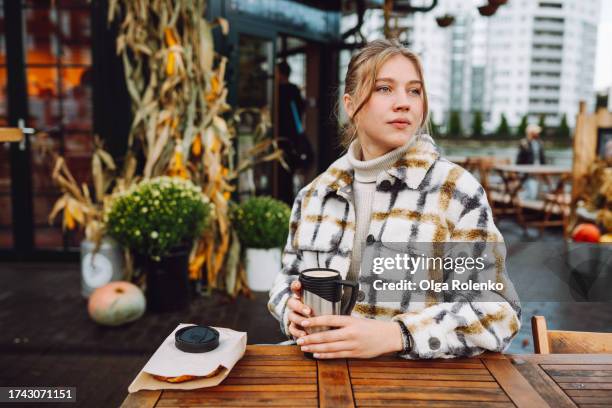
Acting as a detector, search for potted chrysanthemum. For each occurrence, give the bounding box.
[105,176,212,312]
[231,196,291,291]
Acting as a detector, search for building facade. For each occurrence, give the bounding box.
[486,0,600,129]
[341,0,600,132]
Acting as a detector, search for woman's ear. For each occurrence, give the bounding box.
[343,94,354,119]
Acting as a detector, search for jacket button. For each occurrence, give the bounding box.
[357,290,366,302]
[366,234,375,245]
[380,180,392,191]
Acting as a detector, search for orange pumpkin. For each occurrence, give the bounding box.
[571,223,601,243]
[88,281,146,326]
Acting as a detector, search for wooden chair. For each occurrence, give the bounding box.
[531,315,612,354]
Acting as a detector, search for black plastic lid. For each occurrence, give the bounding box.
[175,325,220,353]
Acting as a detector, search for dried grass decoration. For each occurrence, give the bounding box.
[583,159,612,232]
[108,0,285,295]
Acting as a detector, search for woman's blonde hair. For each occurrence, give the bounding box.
[340,39,430,148]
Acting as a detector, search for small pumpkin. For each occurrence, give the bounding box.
[88,281,146,326]
[600,233,612,243]
[571,223,601,243]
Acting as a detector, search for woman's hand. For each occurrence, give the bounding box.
[286,280,311,339]
[296,315,404,359]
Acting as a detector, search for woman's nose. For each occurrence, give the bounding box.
[393,92,411,111]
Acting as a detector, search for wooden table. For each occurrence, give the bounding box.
[121,346,612,407]
[492,164,572,235]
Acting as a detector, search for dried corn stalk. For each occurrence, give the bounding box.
[48,137,123,246]
[109,0,283,296]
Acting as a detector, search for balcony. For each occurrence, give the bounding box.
[529,88,561,99]
[528,103,560,114]
[532,35,564,46]
[530,62,562,73]
[532,21,565,32]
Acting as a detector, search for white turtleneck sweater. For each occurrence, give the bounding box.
[345,137,420,284]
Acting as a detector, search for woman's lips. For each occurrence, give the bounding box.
[388,121,410,129]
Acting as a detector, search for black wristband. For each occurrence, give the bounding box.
[396,320,413,355]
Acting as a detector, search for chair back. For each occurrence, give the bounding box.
[532,315,612,354]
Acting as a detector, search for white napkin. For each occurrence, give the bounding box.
[128,323,247,392]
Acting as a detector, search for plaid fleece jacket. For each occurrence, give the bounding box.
[268,134,521,359]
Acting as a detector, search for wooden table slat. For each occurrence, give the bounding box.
[192,384,317,392]
[572,396,612,404]
[554,376,612,383]
[351,378,499,388]
[560,382,612,389]
[317,359,355,408]
[549,370,612,378]
[356,401,515,407]
[162,391,316,399]
[238,359,316,366]
[155,397,318,407]
[565,389,612,397]
[353,385,508,395]
[348,360,484,369]
[223,377,318,385]
[350,366,491,375]
[350,372,495,381]
[542,364,612,371]
[353,390,509,402]
[229,369,315,378]
[512,355,612,364]
[483,357,550,408]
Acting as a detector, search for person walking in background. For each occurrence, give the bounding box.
[268,39,520,360]
[517,124,546,200]
[276,61,311,205]
[517,124,546,165]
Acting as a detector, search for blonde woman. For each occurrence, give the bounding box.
[268,39,521,359]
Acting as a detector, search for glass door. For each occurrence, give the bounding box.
[1,0,93,257]
[235,34,275,199]
[0,1,12,249]
[24,0,93,250]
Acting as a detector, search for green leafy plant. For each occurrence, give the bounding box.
[557,113,570,139]
[472,111,483,138]
[496,113,511,137]
[447,111,463,137]
[232,196,291,249]
[516,114,528,138]
[105,176,212,260]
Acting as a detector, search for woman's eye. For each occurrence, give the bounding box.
[377,86,391,93]
[409,88,422,95]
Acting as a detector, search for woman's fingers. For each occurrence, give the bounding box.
[287,296,310,316]
[297,328,350,346]
[290,280,302,293]
[312,350,355,359]
[301,315,352,329]
[300,341,355,354]
[289,323,306,338]
[288,311,310,327]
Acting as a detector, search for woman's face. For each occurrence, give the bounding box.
[344,54,425,158]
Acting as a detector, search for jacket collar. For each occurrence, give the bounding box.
[313,134,440,198]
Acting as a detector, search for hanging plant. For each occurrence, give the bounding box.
[436,14,455,28]
[478,4,499,16]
